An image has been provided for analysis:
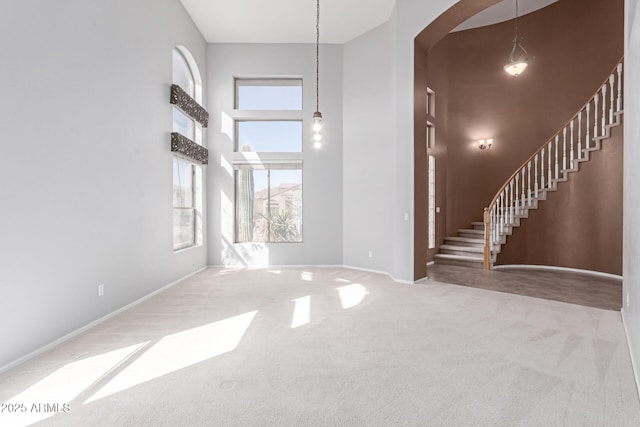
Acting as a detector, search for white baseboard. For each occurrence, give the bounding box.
[341,265,414,285]
[621,308,640,401]
[494,264,622,280]
[0,267,208,376]
[209,264,415,285]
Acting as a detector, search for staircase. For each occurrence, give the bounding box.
[434,60,624,270]
[434,223,493,268]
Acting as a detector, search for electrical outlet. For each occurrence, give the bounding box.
[98,284,104,297]
[368,251,373,258]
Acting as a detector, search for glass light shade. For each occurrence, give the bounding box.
[504,60,528,76]
[314,141,322,149]
[313,133,322,142]
[313,114,323,132]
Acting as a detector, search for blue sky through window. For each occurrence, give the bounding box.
[237,121,302,152]
[237,83,302,110]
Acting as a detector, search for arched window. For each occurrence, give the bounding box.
[172,46,203,251]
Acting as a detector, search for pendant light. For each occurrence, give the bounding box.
[313,0,323,148]
[504,0,531,77]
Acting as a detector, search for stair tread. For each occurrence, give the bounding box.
[439,244,484,253]
[471,222,484,226]
[444,236,484,243]
[458,229,484,234]
[434,254,483,261]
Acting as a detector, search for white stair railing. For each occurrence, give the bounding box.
[483,58,624,269]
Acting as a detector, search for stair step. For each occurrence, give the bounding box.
[444,236,484,247]
[458,229,484,239]
[434,254,484,269]
[439,244,498,261]
[471,222,485,230]
[440,244,483,254]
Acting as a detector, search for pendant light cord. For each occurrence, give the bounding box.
[515,0,519,40]
[315,0,320,113]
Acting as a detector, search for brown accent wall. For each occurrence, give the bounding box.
[415,0,623,277]
[497,125,623,275]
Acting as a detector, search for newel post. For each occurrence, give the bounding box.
[483,207,491,270]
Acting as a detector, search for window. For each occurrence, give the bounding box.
[235,167,302,243]
[426,122,435,149]
[426,87,435,117]
[428,155,436,249]
[173,158,197,250]
[172,47,203,251]
[236,121,302,152]
[235,79,302,110]
[233,78,304,243]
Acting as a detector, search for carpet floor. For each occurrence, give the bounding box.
[0,267,638,426]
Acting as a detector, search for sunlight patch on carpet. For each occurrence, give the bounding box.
[337,284,369,309]
[84,311,257,403]
[291,296,311,328]
[3,343,146,426]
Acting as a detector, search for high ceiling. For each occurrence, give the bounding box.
[180,0,558,44]
[179,0,395,44]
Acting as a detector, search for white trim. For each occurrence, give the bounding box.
[208,264,415,285]
[341,265,414,285]
[0,267,208,375]
[621,308,640,400]
[494,264,622,280]
[427,261,435,267]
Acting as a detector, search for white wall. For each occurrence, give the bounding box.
[343,22,395,275]
[206,43,343,267]
[342,0,459,281]
[0,0,207,369]
[623,0,640,394]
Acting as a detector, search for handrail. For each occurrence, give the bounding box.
[482,57,624,269]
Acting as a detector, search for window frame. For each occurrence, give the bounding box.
[172,46,204,252]
[234,78,303,110]
[234,165,303,244]
[428,155,436,250]
[232,76,305,244]
[173,159,197,251]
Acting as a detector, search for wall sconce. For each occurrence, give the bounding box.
[478,139,493,150]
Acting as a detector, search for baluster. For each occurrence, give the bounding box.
[577,110,582,160]
[547,142,552,188]
[541,148,545,190]
[562,127,567,172]
[569,120,575,169]
[534,154,539,199]
[495,194,502,237]
[521,168,526,214]
[493,203,500,244]
[502,189,507,232]
[586,103,591,150]
[609,74,615,124]
[515,174,520,216]
[510,180,515,224]
[601,84,607,135]
[617,63,623,112]
[594,93,599,138]
[527,161,532,207]
[554,135,559,180]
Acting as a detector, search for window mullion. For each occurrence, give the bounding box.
[267,169,271,243]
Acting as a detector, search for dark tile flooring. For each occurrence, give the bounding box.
[426,264,622,311]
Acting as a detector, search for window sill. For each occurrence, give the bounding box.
[173,244,202,254]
